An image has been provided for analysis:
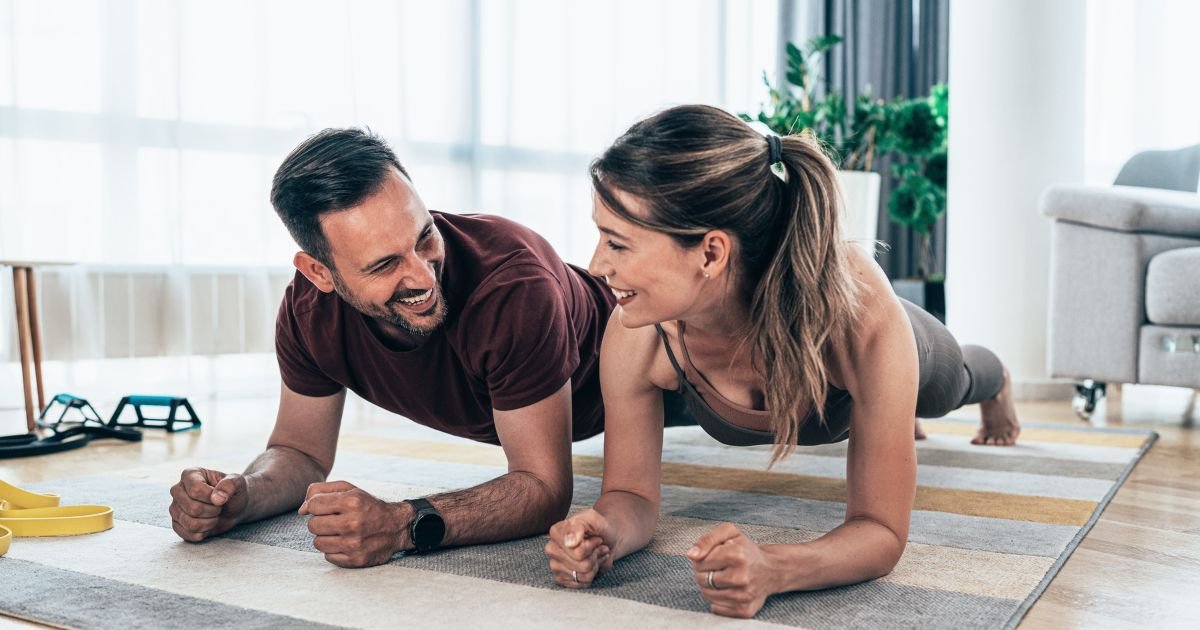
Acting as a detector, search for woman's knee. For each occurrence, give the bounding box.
[960,345,1004,404]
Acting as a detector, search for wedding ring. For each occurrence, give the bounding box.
[572,569,579,584]
[706,570,716,589]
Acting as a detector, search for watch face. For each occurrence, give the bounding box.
[413,512,446,550]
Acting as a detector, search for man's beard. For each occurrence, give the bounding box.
[331,267,448,337]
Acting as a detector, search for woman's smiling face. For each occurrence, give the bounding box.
[587,188,713,329]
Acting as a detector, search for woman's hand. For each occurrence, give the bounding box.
[545,509,615,588]
[688,523,777,618]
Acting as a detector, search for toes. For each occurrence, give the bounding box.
[972,426,1021,446]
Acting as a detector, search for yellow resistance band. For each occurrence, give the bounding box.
[0,479,114,557]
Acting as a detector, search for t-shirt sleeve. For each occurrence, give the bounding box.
[275,283,344,397]
[464,264,579,412]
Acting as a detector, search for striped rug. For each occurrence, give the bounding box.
[0,417,1155,629]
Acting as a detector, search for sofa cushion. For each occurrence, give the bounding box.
[1146,247,1200,325]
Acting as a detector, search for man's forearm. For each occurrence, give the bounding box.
[421,470,569,548]
[238,445,329,524]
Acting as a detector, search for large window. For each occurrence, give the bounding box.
[0,0,779,268]
[1084,0,1200,186]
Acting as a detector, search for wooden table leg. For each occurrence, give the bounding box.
[12,267,36,432]
[25,267,46,412]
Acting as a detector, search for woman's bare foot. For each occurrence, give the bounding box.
[914,419,927,440]
[973,367,1021,446]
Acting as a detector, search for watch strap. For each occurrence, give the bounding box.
[406,497,436,515]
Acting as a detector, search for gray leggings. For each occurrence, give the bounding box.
[902,298,1005,418]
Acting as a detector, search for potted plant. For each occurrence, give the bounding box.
[742,37,949,321]
[884,84,948,321]
[741,36,885,244]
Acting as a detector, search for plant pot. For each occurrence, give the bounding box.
[835,170,881,243]
[892,278,945,323]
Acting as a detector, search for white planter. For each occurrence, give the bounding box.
[834,170,881,243]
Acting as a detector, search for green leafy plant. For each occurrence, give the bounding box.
[742,37,949,277]
[884,83,948,277]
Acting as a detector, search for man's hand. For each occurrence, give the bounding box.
[688,523,776,619]
[299,481,410,568]
[545,509,614,588]
[169,468,250,542]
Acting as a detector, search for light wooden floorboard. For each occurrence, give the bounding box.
[1,387,1197,629]
[1004,390,1200,630]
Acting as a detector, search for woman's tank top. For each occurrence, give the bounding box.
[654,323,852,446]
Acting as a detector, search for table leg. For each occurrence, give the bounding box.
[25,268,46,411]
[12,267,36,432]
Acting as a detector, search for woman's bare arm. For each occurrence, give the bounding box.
[765,247,918,590]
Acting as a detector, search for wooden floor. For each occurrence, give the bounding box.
[1015,388,1200,630]
[1,387,1197,629]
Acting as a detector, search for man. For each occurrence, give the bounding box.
[168,128,615,568]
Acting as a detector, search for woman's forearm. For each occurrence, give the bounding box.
[594,489,659,559]
[764,517,906,594]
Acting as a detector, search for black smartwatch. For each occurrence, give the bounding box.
[405,498,445,553]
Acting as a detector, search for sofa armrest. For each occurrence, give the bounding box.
[1040,184,1200,238]
[1045,221,1142,383]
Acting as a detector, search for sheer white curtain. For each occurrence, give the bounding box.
[1084,0,1200,187]
[0,0,779,408]
[1,0,778,267]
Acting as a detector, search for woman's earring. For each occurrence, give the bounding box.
[703,271,711,279]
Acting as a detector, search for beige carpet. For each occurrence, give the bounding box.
[0,417,1156,629]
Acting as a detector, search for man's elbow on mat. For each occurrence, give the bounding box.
[515,469,573,528]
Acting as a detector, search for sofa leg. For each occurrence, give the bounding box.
[1184,389,1198,428]
[1072,380,1106,422]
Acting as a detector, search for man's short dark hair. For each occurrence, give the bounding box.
[270,128,410,268]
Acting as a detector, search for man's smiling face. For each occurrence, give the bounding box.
[319,167,448,337]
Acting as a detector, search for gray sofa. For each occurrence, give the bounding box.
[1042,145,1200,418]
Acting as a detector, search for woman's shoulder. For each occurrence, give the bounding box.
[599,311,679,393]
[844,244,902,325]
[827,244,911,385]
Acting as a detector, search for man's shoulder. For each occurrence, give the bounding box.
[437,210,578,301]
[462,259,567,316]
[436,211,561,263]
[435,210,540,238]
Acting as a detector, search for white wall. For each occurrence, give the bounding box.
[946,0,1086,397]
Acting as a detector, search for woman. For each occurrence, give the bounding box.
[543,105,1021,618]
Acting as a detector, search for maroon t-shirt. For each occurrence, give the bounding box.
[275,211,615,445]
